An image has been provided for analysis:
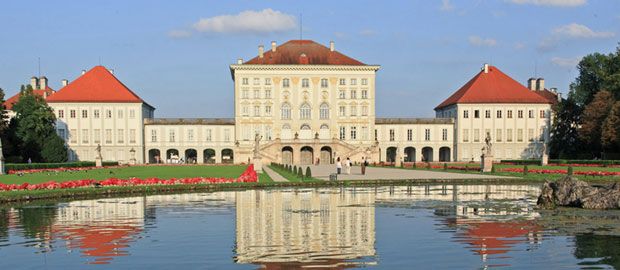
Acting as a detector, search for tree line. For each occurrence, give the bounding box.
[0,85,67,163]
[550,45,620,159]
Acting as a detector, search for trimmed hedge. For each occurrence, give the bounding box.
[501,159,620,165]
[6,161,119,171]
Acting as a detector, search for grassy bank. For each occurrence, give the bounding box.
[268,164,321,182]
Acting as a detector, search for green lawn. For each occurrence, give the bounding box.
[0,165,269,184]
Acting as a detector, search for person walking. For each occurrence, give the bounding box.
[361,157,368,175]
[336,157,342,174]
[345,157,352,175]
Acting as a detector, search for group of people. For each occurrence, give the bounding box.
[335,157,369,175]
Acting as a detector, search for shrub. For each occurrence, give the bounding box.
[413,162,417,169]
[567,166,574,176]
[427,163,431,170]
[297,167,303,178]
[491,165,496,173]
[305,166,312,178]
[443,163,448,170]
[293,166,297,175]
[523,165,529,175]
[5,161,119,171]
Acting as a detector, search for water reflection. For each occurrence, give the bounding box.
[0,184,618,268]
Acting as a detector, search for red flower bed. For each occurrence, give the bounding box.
[0,165,258,192]
[499,167,620,176]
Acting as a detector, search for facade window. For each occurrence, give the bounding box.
[425,129,431,141]
[205,129,212,142]
[265,105,272,116]
[281,103,291,119]
[350,126,357,140]
[339,106,346,117]
[374,129,378,141]
[350,105,357,116]
[407,129,413,141]
[540,110,546,118]
[474,129,480,142]
[361,78,368,85]
[507,129,513,142]
[350,90,357,99]
[253,78,260,85]
[70,129,77,143]
[507,110,513,118]
[254,105,260,116]
[58,110,64,118]
[70,110,76,118]
[320,103,329,119]
[361,126,369,140]
[339,78,346,85]
[389,129,395,141]
[91,129,99,143]
[496,129,502,142]
[94,110,100,118]
[265,90,271,99]
[528,110,534,118]
[242,78,249,85]
[463,129,469,142]
[442,129,448,141]
[485,110,491,118]
[265,78,271,85]
[339,90,346,99]
[129,129,136,143]
[224,129,231,142]
[188,129,194,141]
[254,90,260,99]
[517,129,523,142]
[82,129,89,143]
[321,78,328,88]
[129,109,135,118]
[282,78,290,88]
[105,129,112,144]
[151,130,157,142]
[350,78,357,85]
[302,78,310,88]
[463,110,469,118]
[106,109,112,118]
[361,90,368,99]
[118,110,123,119]
[528,128,534,141]
[242,90,249,99]
[169,130,176,142]
[300,103,311,119]
[361,105,368,116]
[474,110,480,118]
[339,126,346,140]
[242,106,249,116]
[82,110,88,118]
[496,110,502,118]
[518,110,524,118]
[117,129,124,143]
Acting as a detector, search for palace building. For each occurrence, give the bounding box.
[4,40,559,164]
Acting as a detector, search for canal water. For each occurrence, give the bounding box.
[1,185,619,269]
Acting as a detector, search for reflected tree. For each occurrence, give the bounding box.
[574,233,620,269]
[17,204,57,239]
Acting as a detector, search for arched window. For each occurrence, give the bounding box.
[282,124,291,130]
[300,103,311,120]
[282,78,290,88]
[301,124,311,130]
[320,103,330,119]
[281,103,291,120]
[320,124,329,129]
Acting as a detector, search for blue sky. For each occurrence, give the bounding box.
[0,0,618,118]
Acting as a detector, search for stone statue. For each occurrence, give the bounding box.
[0,139,4,174]
[253,133,262,158]
[482,132,493,156]
[0,138,4,160]
[95,144,102,159]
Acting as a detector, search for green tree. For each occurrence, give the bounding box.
[602,101,620,151]
[549,97,583,158]
[569,53,610,107]
[0,88,8,134]
[41,133,68,162]
[578,90,614,157]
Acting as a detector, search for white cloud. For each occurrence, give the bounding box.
[553,23,615,38]
[192,9,297,34]
[509,0,586,7]
[468,36,497,47]
[551,56,581,68]
[167,30,192,38]
[440,0,455,11]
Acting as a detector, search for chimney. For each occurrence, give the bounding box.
[61,79,69,87]
[527,78,537,91]
[81,70,86,75]
[108,69,114,75]
[271,41,277,52]
[299,53,309,65]
[329,41,335,52]
[483,63,489,73]
[536,78,545,91]
[30,76,39,90]
[557,92,562,102]
[237,58,243,64]
[39,76,48,90]
[258,45,264,58]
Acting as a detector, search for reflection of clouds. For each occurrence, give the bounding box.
[235,188,376,268]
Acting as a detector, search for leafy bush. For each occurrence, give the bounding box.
[523,165,529,175]
[6,161,119,171]
[443,163,448,170]
[305,166,312,178]
[297,167,303,178]
[567,166,574,176]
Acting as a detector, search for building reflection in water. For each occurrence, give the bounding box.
[235,188,377,269]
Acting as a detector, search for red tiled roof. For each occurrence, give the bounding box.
[435,65,553,110]
[534,89,559,105]
[46,66,146,104]
[4,86,55,110]
[244,40,366,65]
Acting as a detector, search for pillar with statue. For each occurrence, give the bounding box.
[95,144,103,167]
[480,132,494,172]
[253,133,263,173]
[0,139,5,175]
